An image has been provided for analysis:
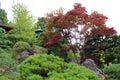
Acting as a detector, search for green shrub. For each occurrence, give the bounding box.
[13,41,30,53]
[26,75,43,80]
[0,76,9,80]
[13,41,30,61]
[17,54,100,80]
[104,64,120,80]
[0,48,16,79]
[7,34,36,47]
[0,49,16,68]
[0,28,11,49]
[105,46,120,64]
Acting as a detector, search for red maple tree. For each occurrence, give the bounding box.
[40,3,117,64]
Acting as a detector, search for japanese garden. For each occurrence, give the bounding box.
[0,2,120,80]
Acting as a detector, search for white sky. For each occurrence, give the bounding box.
[0,0,120,34]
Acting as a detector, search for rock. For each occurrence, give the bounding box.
[82,59,106,80]
[29,46,47,55]
[0,67,5,72]
[18,51,29,63]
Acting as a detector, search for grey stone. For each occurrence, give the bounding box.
[18,51,29,63]
[82,59,106,80]
[29,45,46,55]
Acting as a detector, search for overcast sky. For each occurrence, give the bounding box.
[0,0,120,34]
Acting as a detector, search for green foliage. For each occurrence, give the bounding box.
[26,75,43,80]
[84,35,120,67]
[7,34,36,47]
[104,35,120,64]
[35,17,45,38]
[67,50,75,59]
[0,48,16,68]
[104,64,120,80]
[66,50,79,63]
[17,54,100,80]
[0,9,8,24]
[0,48,16,79]
[47,63,100,80]
[0,28,11,49]
[10,2,36,38]
[0,76,9,80]
[13,41,30,53]
[105,46,120,64]
[37,17,45,30]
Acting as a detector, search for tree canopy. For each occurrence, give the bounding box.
[39,3,117,64]
[10,2,36,38]
[0,9,8,24]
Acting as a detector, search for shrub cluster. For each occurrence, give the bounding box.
[7,34,36,47]
[17,54,100,80]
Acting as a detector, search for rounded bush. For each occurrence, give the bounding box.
[13,41,30,53]
[104,64,120,80]
[17,54,100,80]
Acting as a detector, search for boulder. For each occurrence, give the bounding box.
[29,46,47,55]
[82,59,106,80]
[18,51,29,63]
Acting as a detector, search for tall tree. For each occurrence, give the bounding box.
[10,2,36,37]
[0,9,8,24]
[40,3,117,64]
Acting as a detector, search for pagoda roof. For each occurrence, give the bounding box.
[0,23,13,31]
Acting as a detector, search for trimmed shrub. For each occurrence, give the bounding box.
[17,54,100,80]
[13,41,30,53]
[104,64,120,80]
[13,41,30,61]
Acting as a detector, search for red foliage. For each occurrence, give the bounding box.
[53,14,63,24]
[44,41,54,47]
[51,3,88,29]
[61,47,69,53]
[41,2,117,63]
[98,44,103,50]
[107,27,117,35]
[51,33,61,41]
[92,26,117,36]
[88,11,108,26]
[43,33,61,47]
[74,3,82,9]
